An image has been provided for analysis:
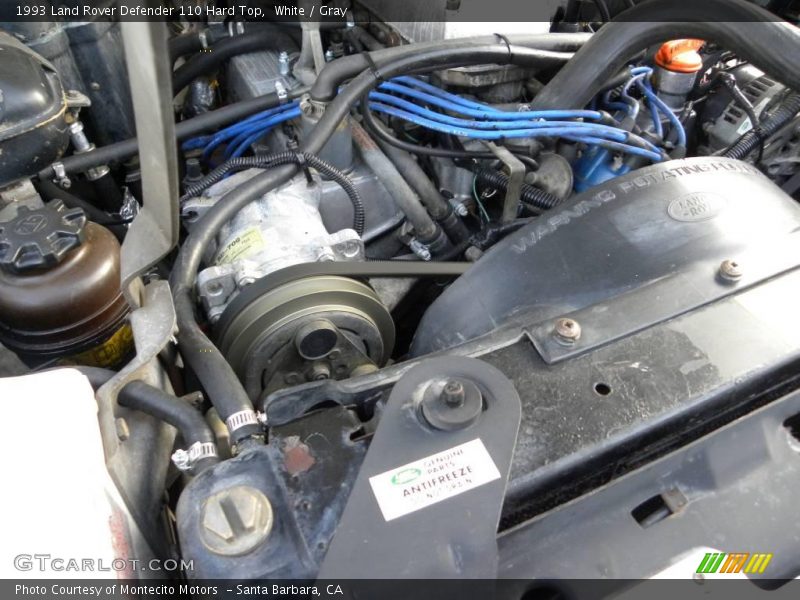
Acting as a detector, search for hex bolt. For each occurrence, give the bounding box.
[200,486,274,556]
[310,363,331,381]
[421,377,482,431]
[553,318,581,343]
[719,259,743,281]
[441,380,465,407]
[278,51,290,77]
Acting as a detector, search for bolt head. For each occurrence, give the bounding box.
[719,259,743,281]
[421,378,482,431]
[441,380,465,407]
[554,318,581,343]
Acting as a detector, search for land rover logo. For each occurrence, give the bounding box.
[12,214,47,235]
[667,192,724,222]
[390,467,421,485]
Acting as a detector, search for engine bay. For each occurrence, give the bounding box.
[1,0,800,587]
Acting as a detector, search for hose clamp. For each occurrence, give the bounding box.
[225,409,260,433]
[171,441,218,472]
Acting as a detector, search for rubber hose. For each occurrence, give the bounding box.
[181,152,365,235]
[35,179,127,226]
[476,169,562,211]
[170,44,575,443]
[349,26,385,51]
[351,119,438,240]
[173,29,296,95]
[373,138,471,243]
[37,86,310,179]
[310,32,590,102]
[531,0,800,111]
[722,92,800,160]
[70,367,219,473]
[169,32,205,64]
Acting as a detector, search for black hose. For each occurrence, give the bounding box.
[37,86,310,179]
[170,43,578,444]
[348,26,385,52]
[70,367,219,473]
[476,169,563,211]
[35,179,130,227]
[373,137,471,243]
[532,0,800,111]
[169,32,205,64]
[172,29,296,95]
[181,152,366,236]
[310,32,589,102]
[721,92,800,160]
[592,0,611,22]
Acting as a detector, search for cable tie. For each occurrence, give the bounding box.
[362,51,384,84]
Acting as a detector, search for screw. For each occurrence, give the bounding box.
[553,318,581,343]
[441,380,465,407]
[200,486,273,556]
[719,259,743,281]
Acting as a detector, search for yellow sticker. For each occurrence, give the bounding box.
[216,227,265,264]
[62,324,134,369]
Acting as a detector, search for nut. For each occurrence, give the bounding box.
[553,318,581,343]
[719,259,743,281]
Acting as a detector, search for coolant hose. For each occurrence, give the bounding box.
[722,92,800,160]
[532,0,800,111]
[170,43,579,444]
[350,119,439,242]
[71,367,219,473]
[375,139,471,243]
[310,33,590,102]
[172,29,296,95]
[476,169,563,211]
[169,32,205,64]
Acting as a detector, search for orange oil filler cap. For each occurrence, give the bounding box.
[654,39,705,73]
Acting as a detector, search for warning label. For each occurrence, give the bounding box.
[369,438,500,521]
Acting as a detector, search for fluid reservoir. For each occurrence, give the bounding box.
[0,200,132,367]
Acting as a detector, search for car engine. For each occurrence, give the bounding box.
[1,0,800,589]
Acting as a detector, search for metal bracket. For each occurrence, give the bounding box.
[120,21,179,306]
[487,141,525,223]
[318,356,521,578]
[94,280,178,549]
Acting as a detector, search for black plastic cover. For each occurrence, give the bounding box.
[412,157,800,357]
[0,32,69,185]
[0,200,86,273]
